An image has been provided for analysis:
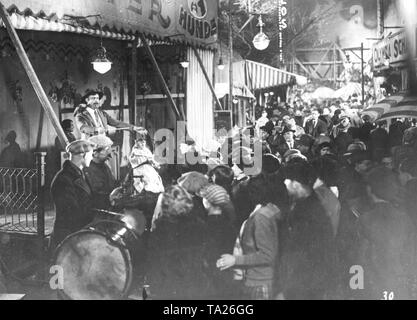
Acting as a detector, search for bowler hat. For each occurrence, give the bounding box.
[82,89,104,102]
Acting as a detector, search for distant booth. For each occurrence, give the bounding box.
[0,0,219,243]
[233,60,307,126]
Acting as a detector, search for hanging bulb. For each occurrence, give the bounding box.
[217,57,225,70]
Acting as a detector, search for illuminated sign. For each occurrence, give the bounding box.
[278,0,288,63]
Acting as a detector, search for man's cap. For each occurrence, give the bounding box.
[199,184,230,206]
[88,135,113,150]
[82,89,104,102]
[282,125,296,135]
[260,121,275,134]
[66,139,95,154]
[284,149,307,162]
[318,142,333,151]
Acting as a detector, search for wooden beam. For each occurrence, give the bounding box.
[312,46,332,75]
[191,47,224,111]
[301,61,345,65]
[288,52,321,79]
[138,33,183,120]
[128,40,137,126]
[0,1,68,148]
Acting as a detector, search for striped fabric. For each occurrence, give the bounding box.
[244,60,303,90]
[363,93,417,121]
[0,12,135,41]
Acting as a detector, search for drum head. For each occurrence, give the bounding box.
[55,230,132,300]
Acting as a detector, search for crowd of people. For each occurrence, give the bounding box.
[44,91,417,300]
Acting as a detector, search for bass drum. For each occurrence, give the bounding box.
[54,209,146,300]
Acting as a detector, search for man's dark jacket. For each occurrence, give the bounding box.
[84,161,116,210]
[305,119,328,138]
[50,160,94,250]
[278,193,336,299]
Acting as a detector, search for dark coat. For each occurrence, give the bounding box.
[276,140,300,158]
[358,202,417,299]
[370,127,389,161]
[75,106,133,138]
[50,160,94,250]
[204,214,238,299]
[147,216,209,300]
[305,119,328,138]
[84,161,117,210]
[334,131,354,156]
[278,193,336,300]
[389,121,407,148]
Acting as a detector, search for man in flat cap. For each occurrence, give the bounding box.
[74,89,145,139]
[84,135,117,210]
[50,140,95,251]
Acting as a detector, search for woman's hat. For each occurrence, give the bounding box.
[199,184,230,206]
[177,172,209,194]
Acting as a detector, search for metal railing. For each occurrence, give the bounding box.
[0,153,46,237]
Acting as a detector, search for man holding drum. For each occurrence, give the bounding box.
[50,139,95,251]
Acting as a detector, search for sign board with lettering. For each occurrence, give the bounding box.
[2,0,218,47]
[373,30,408,71]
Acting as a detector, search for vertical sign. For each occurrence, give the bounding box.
[278,0,288,64]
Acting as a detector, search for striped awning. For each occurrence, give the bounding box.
[379,97,417,120]
[243,60,307,90]
[0,12,135,41]
[362,93,417,121]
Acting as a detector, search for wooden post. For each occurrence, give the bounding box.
[361,43,365,106]
[129,40,137,126]
[191,47,224,111]
[228,2,233,112]
[138,33,183,120]
[0,1,69,148]
[35,152,46,239]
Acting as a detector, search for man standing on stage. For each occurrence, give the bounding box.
[50,140,95,251]
[84,135,117,210]
[74,89,145,139]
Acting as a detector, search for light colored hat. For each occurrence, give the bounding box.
[88,135,113,149]
[199,184,230,206]
[177,172,209,194]
[65,140,95,154]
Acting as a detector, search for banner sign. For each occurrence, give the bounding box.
[2,0,218,47]
[373,30,409,70]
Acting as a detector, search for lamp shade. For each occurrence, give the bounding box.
[92,60,113,74]
[92,46,112,74]
[180,61,190,68]
[253,32,270,51]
